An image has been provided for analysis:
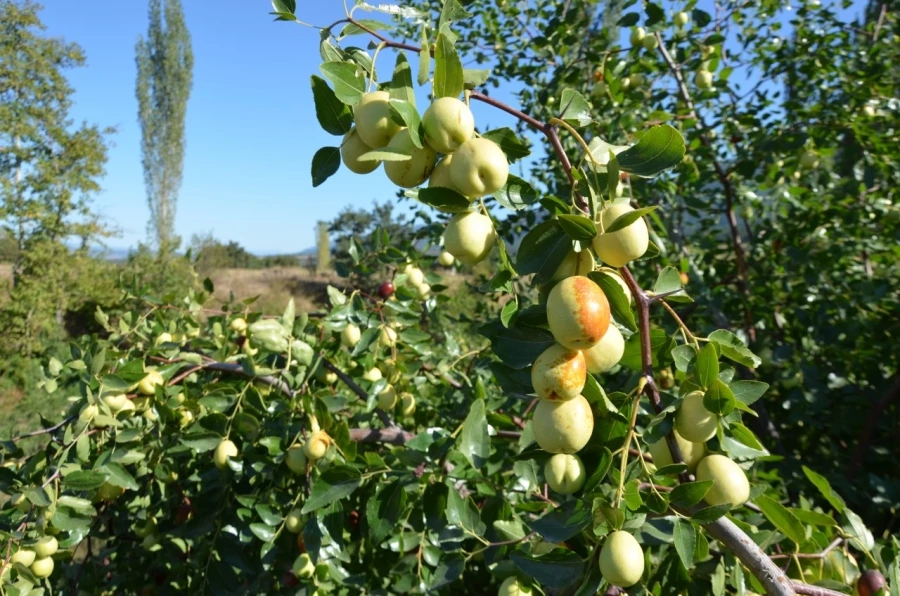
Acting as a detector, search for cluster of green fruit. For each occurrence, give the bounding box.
[341,91,507,266]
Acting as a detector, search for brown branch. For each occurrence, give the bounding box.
[11,415,75,441]
[769,538,842,561]
[350,427,413,445]
[873,4,887,41]
[321,357,396,428]
[791,581,850,596]
[703,517,793,596]
[849,374,900,476]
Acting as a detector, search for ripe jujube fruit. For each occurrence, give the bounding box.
[340,127,379,174]
[532,394,594,454]
[422,97,475,154]
[544,453,587,494]
[444,211,496,265]
[674,390,718,442]
[593,202,650,267]
[695,454,750,507]
[551,249,595,282]
[353,91,400,149]
[581,324,625,374]
[378,281,394,299]
[546,275,611,350]
[531,343,586,402]
[383,128,437,188]
[599,531,644,587]
[857,570,887,596]
[449,137,509,198]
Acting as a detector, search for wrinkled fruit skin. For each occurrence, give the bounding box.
[378,282,394,299]
[696,454,751,507]
[428,153,467,197]
[285,446,307,474]
[695,70,714,89]
[581,324,625,374]
[532,395,594,454]
[422,97,475,154]
[544,453,587,494]
[444,211,496,265]
[498,576,533,596]
[384,128,437,188]
[552,249,595,282]
[353,91,400,149]
[214,439,238,470]
[648,431,707,472]
[340,127,379,174]
[599,531,645,587]
[531,344,586,402]
[857,570,887,596]
[450,137,509,198]
[547,276,611,350]
[674,390,718,442]
[593,202,650,267]
[341,323,361,348]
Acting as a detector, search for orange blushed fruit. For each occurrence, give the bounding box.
[546,276,611,350]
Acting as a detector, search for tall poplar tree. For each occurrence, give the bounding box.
[135,0,193,257]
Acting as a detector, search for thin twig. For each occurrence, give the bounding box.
[321,356,396,428]
[769,537,842,560]
[791,581,851,596]
[12,416,75,441]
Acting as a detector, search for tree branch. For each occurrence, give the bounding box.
[791,582,850,596]
[350,427,413,445]
[320,356,396,428]
[703,517,793,596]
[12,415,75,441]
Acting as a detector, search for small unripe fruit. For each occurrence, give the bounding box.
[450,138,509,198]
[648,431,707,472]
[630,27,646,46]
[674,390,718,442]
[33,536,58,558]
[415,282,431,299]
[340,127,380,174]
[155,332,173,345]
[384,128,437,188]
[552,249,595,282]
[285,446,307,474]
[674,11,689,26]
[857,570,887,596]
[696,454,751,507]
[438,251,455,267]
[444,211,496,265]
[630,73,644,87]
[78,403,98,423]
[402,264,425,286]
[642,35,659,50]
[284,508,304,533]
[353,91,401,149]
[178,410,194,427]
[341,323,361,348]
[546,276,611,350]
[599,531,644,587]
[429,153,467,197]
[230,317,247,333]
[531,344,587,402]
[315,364,337,385]
[862,104,876,118]
[532,395,594,454]
[544,453,587,494]
[581,324,625,374]
[10,493,29,513]
[498,576,532,596]
[304,431,332,461]
[30,556,54,579]
[10,549,35,567]
[102,393,129,413]
[799,150,819,169]
[377,384,397,410]
[362,367,383,382]
[399,393,416,417]
[695,69,714,89]
[292,553,315,579]
[138,369,164,396]
[134,518,157,538]
[422,97,475,154]
[96,482,125,502]
[593,202,650,267]
[378,281,394,299]
[379,325,398,347]
[214,439,238,470]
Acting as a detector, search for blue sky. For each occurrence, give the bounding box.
[39,1,525,255]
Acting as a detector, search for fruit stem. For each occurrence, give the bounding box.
[658,300,700,349]
[614,392,642,508]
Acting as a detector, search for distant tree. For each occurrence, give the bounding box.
[0,0,112,356]
[315,221,331,273]
[135,0,193,257]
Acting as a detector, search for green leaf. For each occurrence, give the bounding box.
[311,146,340,187]
[670,481,713,508]
[388,52,416,107]
[582,447,613,492]
[708,330,761,368]
[339,19,392,38]
[730,381,769,406]
[367,480,407,543]
[389,98,424,148]
[481,128,531,162]
[462,68,490,88]
[310,76,352,135]
[511,551,585,589]
[654,266,684,296]
[790,508,837,527]
[501,300,518,328]
[557,214,597,241]
[672,345,697,373]
[249,522,276,543]
[438,0,472,31]
[301,466,362,514]
[233,412,261,440]
[458,399,490,469]
[446,489,483,535]
[357,147,411,162]
[755,495,806,544]
[318,61,366,105]
[179,431,222,453]
[415,187,471,213]
[589,271,637,332]
[704,379,735,416]
[618,12,639,26]
[603,205,658,233]
[494,520,527,541]
[100,463,138,491]
[528,500,591,542]
[559,89,592,127]
[494,175,539,210]
[430,553,465,590]
[515,220,571,285]
[691,504,732,522]
[802,466,846,514]
[728,423,768,453]
[616,124,686,177]
[271,0,295,15]
[696,344,720,389]
[673,518,696,570]
[483,322,555,370]
[434,33,464,99]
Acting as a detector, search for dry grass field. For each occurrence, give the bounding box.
[207,266,346,313]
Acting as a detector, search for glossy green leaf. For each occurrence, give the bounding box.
[318,61,366,105]
[415,187,471,213]
[310,75,352,135]
[696,343,719,389]
[495,175,539,210]
[755,495,806,544]
[603,205,657,234]
[802,466,846,514]
[511,551,585,588]
[481,128,531,162]
[301,466,362,514]
[515,220,571,285]
[559,89,592,127]
[616,124,686,177]
[458,399,490,469]
[434,33,463,99]
[670,480,713,508]
[311,146,340,187]
[673,518,696,570]
[557,214,597,241]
